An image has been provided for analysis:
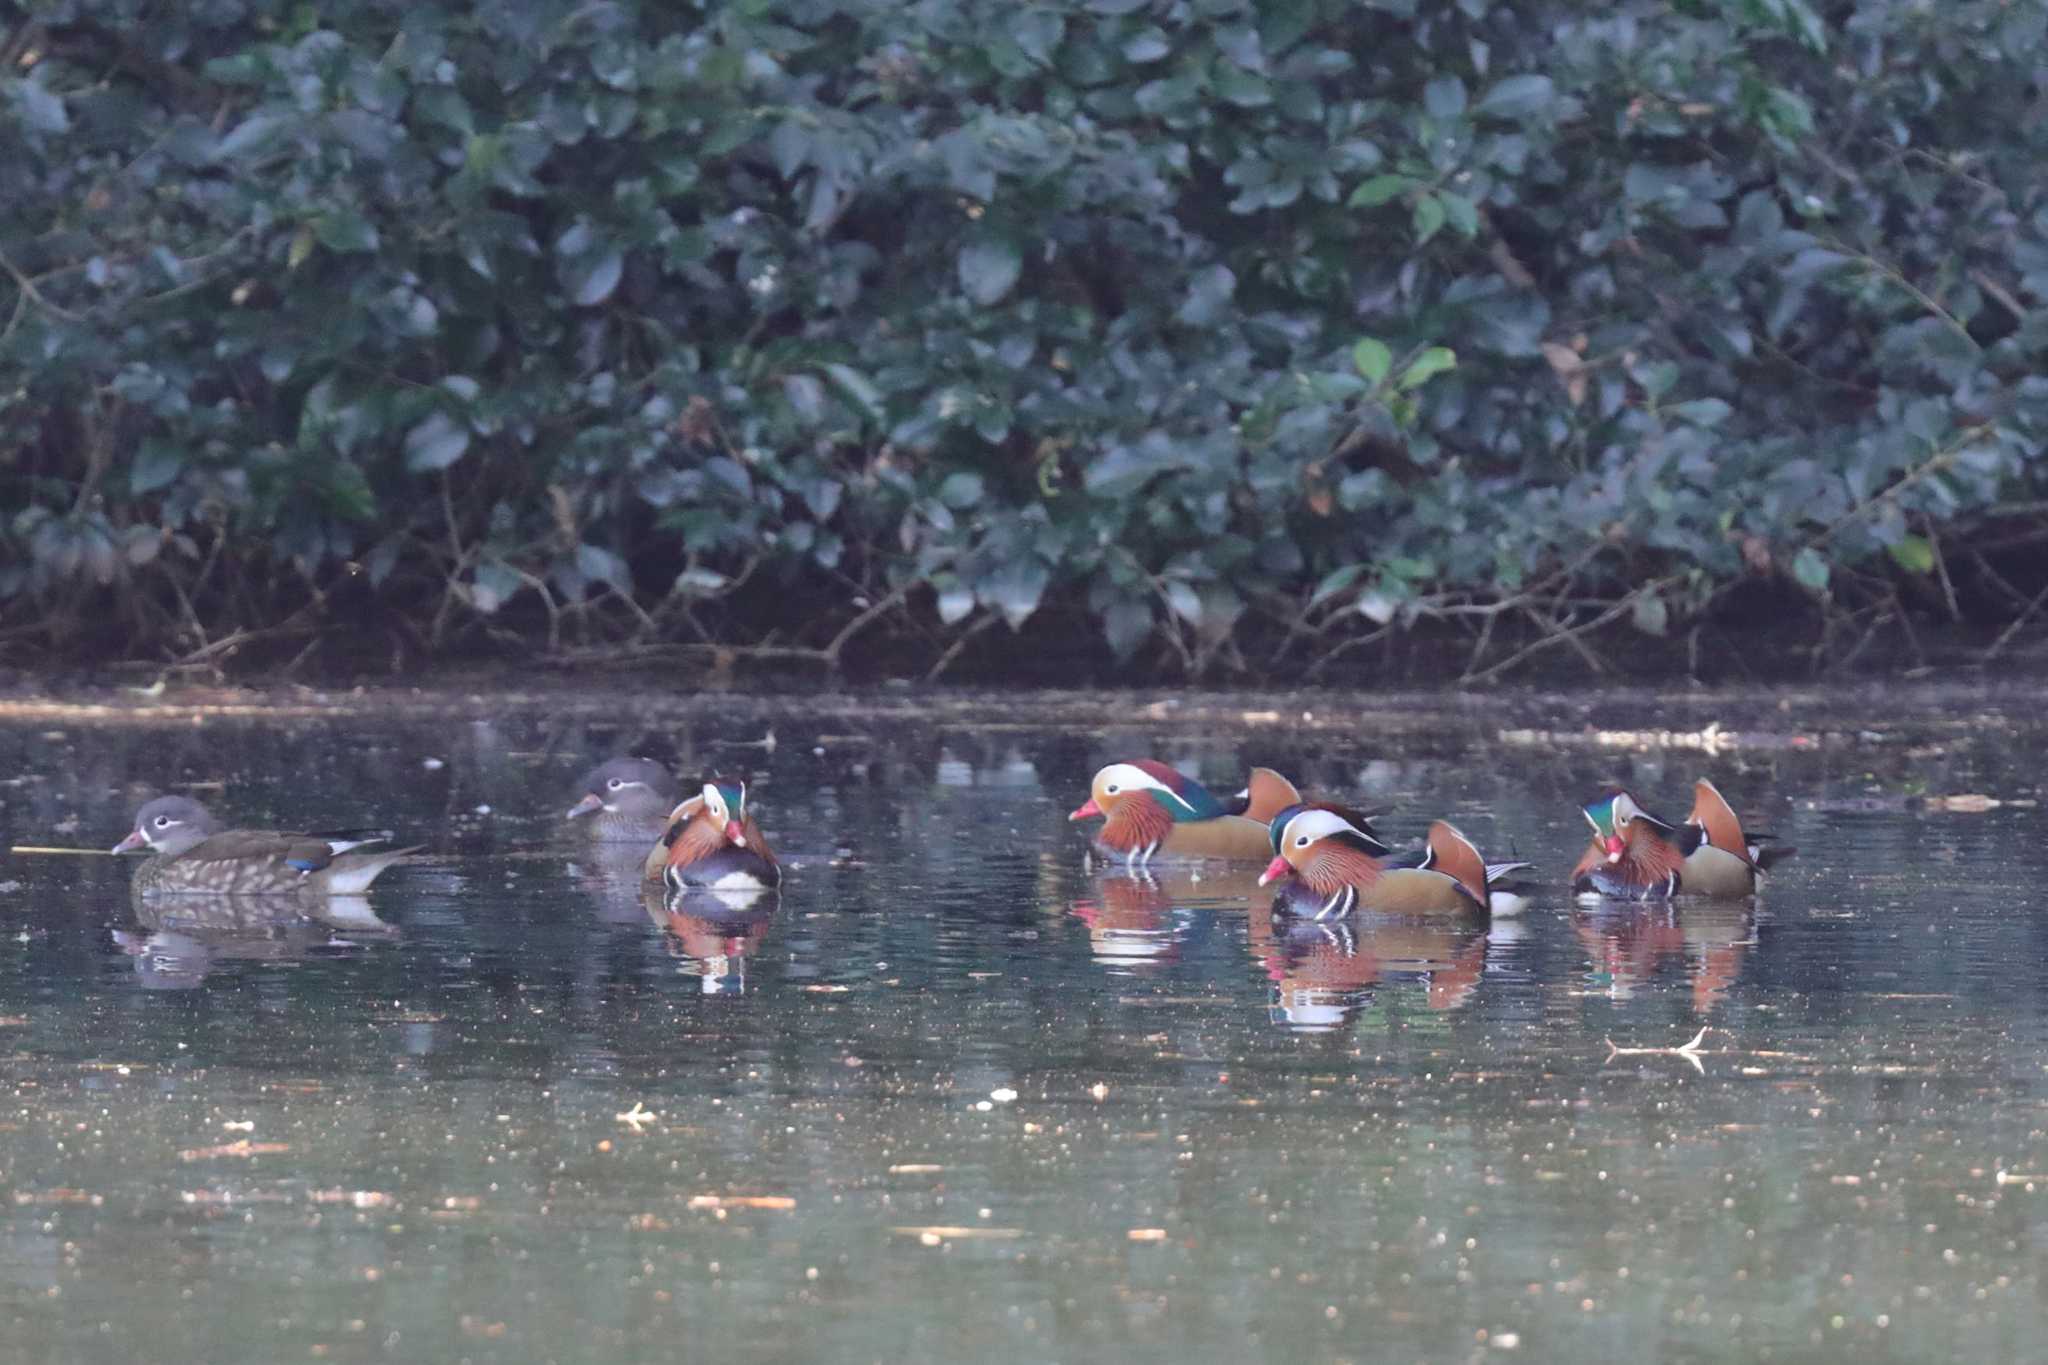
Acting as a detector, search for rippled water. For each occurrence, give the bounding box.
[2,685,2046,1363]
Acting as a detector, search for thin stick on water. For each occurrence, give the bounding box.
[11,846,116,856]
[1604,1026,1710,1074]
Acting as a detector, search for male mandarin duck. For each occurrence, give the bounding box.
[1682,778,1796,896]
[1259,804,1529,919]
[1571,790,1683,899]
[1218,767,1306,823]
[564,757,681,841]
[1068,760,1280,865]
[644,780,781,891]
[112,796,418,897]
[1571,783,1794,899]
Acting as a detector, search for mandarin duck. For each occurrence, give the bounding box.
[1571,784,1793,900]
[112,796,418,897]
[1218,767,1306,823]
[1068,760,1279,866]
[564,757,681,841]
[644,781,781,891]
[1681,779,1796,896]
[1259,804,1529,919]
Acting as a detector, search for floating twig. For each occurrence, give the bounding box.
[10,846,113,856]
[1605,1026,1710,1074]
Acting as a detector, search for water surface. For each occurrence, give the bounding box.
[1,685,2044,1363]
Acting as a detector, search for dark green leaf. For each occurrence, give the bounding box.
[1888,535,1936,574]
[1424,76,1467,119]
[1476,74,1554,119]
[9,77,68,134]
[980,557,1050,630]
[1791,547,1830,592]
[1103,598,1153,658]
[1352,338,1393,385]
[1440,192,1479,238]
[561,246,624,307]
[1348,174,1412,207]
[314,211,380,253]
[1413,194,1446,243]
[1397,347,1457,390]
[939,472,985,508]
[1176,265,1236,326]
[1631,589,1669,636]
[404,413,471,472]
[822,364,886,424]
[958,237,1023,305]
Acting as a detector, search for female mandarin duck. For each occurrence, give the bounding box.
[643,781,781,891]
[1571,782,1793,899]
[1068,760,1288,866]
[112,796,419,896]
[1259,804,1528,919]
[564,757,681,842]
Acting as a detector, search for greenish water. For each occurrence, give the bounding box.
[2,686,2045,1364]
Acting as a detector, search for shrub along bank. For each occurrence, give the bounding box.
[6,0,2048,680]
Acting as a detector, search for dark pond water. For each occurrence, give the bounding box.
[2,684,2046,1364]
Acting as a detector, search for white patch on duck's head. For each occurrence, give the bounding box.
[700,781,749,845]
[573,758,674,815]
[1092,763,1195,816]
[1277,807,1373,857]
[115,795,218,854]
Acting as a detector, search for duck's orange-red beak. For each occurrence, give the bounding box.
[1258,855,1291,887]
[1069,797,1102,821]
[111,829,147,854]
[1603,834,1625,863]
[724,819,747,847]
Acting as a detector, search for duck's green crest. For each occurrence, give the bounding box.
[1583,791,1620,838]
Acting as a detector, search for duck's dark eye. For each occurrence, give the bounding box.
[1295,834,1311,848]
[1105,784,1121,795]
[153,816,173,828]
[606,778,625,790]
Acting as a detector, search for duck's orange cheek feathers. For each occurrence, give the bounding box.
[1259,855,1292,887]
[1069,797,1102,821]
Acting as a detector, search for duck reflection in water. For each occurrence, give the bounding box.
[642,883,778,994]
[1574,899,1757,1012]
[1247,898,1488,1032]
[1070,866,1267,971]
[111,893,396,990]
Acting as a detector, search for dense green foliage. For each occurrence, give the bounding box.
[7,0,2048,677]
